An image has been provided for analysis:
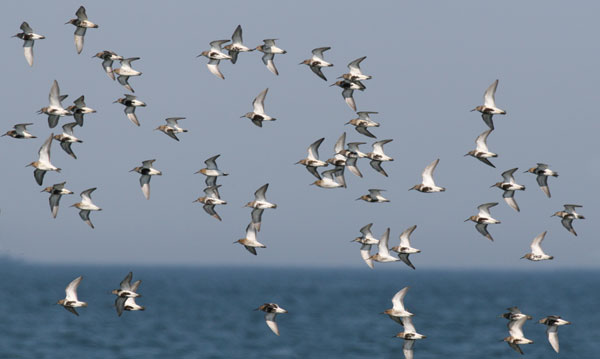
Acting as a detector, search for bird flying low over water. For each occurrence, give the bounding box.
[155,117,187,141]
[395,316,426,359]
[2,123,36,139]
[13,21,45,66]
[224,25,253,64]
[256,39,286,75]
[65,6,98,54]
[198,40,232,79]
[67,96,96,127]
[114,94,146,126]
[71,187,101,229]
[54,122,83,159]
[255,303,287,335]
[38,80,72,129]
[92,50,123,80]
[57,276,87,316]
[383,286,414,324]
[525,163,558,198]
[27,133,61,186]
[410,159,445,193]
[114,57,142,92]
[552,204,584,236]
[390,225,420,270]
[194,185,227,221]
[235,223,266,255]
[357,189,389,203]
[346,111,380,138]
[130,160,162,200]
[472,79,506,130]
[300,47,333,81]
[465,129,497,168]
[465,202,500,241]
[490,168,525,212]
[41,181,73,218]
[367,139,393,177]
[296,137,328,179]
[521,231,554,261]
[241,88,276,127]
[538,315,571,353]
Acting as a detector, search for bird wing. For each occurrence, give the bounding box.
[483,79,499,108]
[65,276,83,301]
[421,158,439,187]
[253,88,268,114]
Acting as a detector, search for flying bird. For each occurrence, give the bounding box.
[2,123,36,139]
[71,187,101,229]
[92,50,123,80]
[521,231,554,261]
[57,276,87,316]
[53,122,83,159]
[114,57,142,92]
[13,21,45,66]
[241,88,276,127]
[465,202,500,241]
[27,133,61,186]
[65,6,98,54]
[552,204,584,236]
[471,79,506,129]
[410,159,445,192]
[300,47,333,81]
[490,168,525,212]
[130,159,162,200]
[525,163,558,198]
[465,129,497,168]
[256,39,287,75]
[41,181,73,218]
[114,94,146,126]
[255,303,287,335]
[224,25,254,64]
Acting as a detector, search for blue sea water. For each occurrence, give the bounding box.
[0,261,597,358]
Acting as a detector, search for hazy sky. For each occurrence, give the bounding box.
[1,1,598,268]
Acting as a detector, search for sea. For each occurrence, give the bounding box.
[0,260,596,358]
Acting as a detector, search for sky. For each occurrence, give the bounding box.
[0,1,598,268]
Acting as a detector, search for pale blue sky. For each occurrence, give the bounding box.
[0,1,598,267]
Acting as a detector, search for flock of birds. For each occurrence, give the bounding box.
[5,5,586,358]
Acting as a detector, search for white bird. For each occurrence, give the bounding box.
[65,6,98,54]
[391,225,420,270]
[114,57,142,92]
[114,94,146,126]
[383,287,414,324]
[2,123,37,139]
[538,315,571,353]
[552,204,584,236]
[53,122,83,159]
[255,303,288,336]
[521,231,554,261]
[465,129,497,168]
[27,133,61,186]
[357,189,389,203]
[224,25,254,64]
[410,159,445,192]
[369,228,399,263]
[526,163,558,198]
[235,223,266,255]
[300,46,333,81]
[503,311,533,355]
[296,137,328,179]
[256,39,287,75]
[71,188,102,229]
[339,56,372,82]
[395,316,426,359]
[57,276,87,316]
[13,21,45,66]
[345,111,380,138]
[41,181,73,218]
[241,88,276,127]
[351,223,379,269]
[465,202,500,241]
[92,50,123,80]
[471,79,506,129]
[367,139,393,177]
[38,80,72,129]
[490,168,526,212]
[130,159,162,200]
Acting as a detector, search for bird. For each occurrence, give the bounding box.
[395,316,426,359]
[311,167,345,188]
[552,204,584,236]
[300,47,333,81]
[256,39,287,75]
[390,225,420,270]
[351,223,379,269]
[155,117,187,141]
[92,50,123,80]
[503,310,533,355]
[409,159,445,192]
[195,155,228,177]
[490,168,525,212]
[27,133,61,186]
[41,181,73,218]
[356,189,389,203]
[114,94,146,126]
[241,88,276,127]
[465,202,500,241]
[130,160,162,200]
[193,185,227,221]
[223,25,254,64]
[368,228,399,263]
[198,40,231,79]
[255,303,287,336]
[367,139,393,177]
[525,163,558,198]
[521,231,554,261]
[13,21,45,66]
[66,96,96,127]
[245,184,277,231]
[71,188,101,229]
[465,129,497,168]
[538,315,571,353]
[2,123,36,139]
[330,79,365,111]
[339,56,372,82]
[383,287,414,324]
[471,79,506,129]
[114,57,142,92]
[65,6,98,54]
[38,80,72,129]
[296,137,328,179]
[345,111,380,138]
[57,276,87,316]
[235,223,266,255]
[53,122,83,159]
